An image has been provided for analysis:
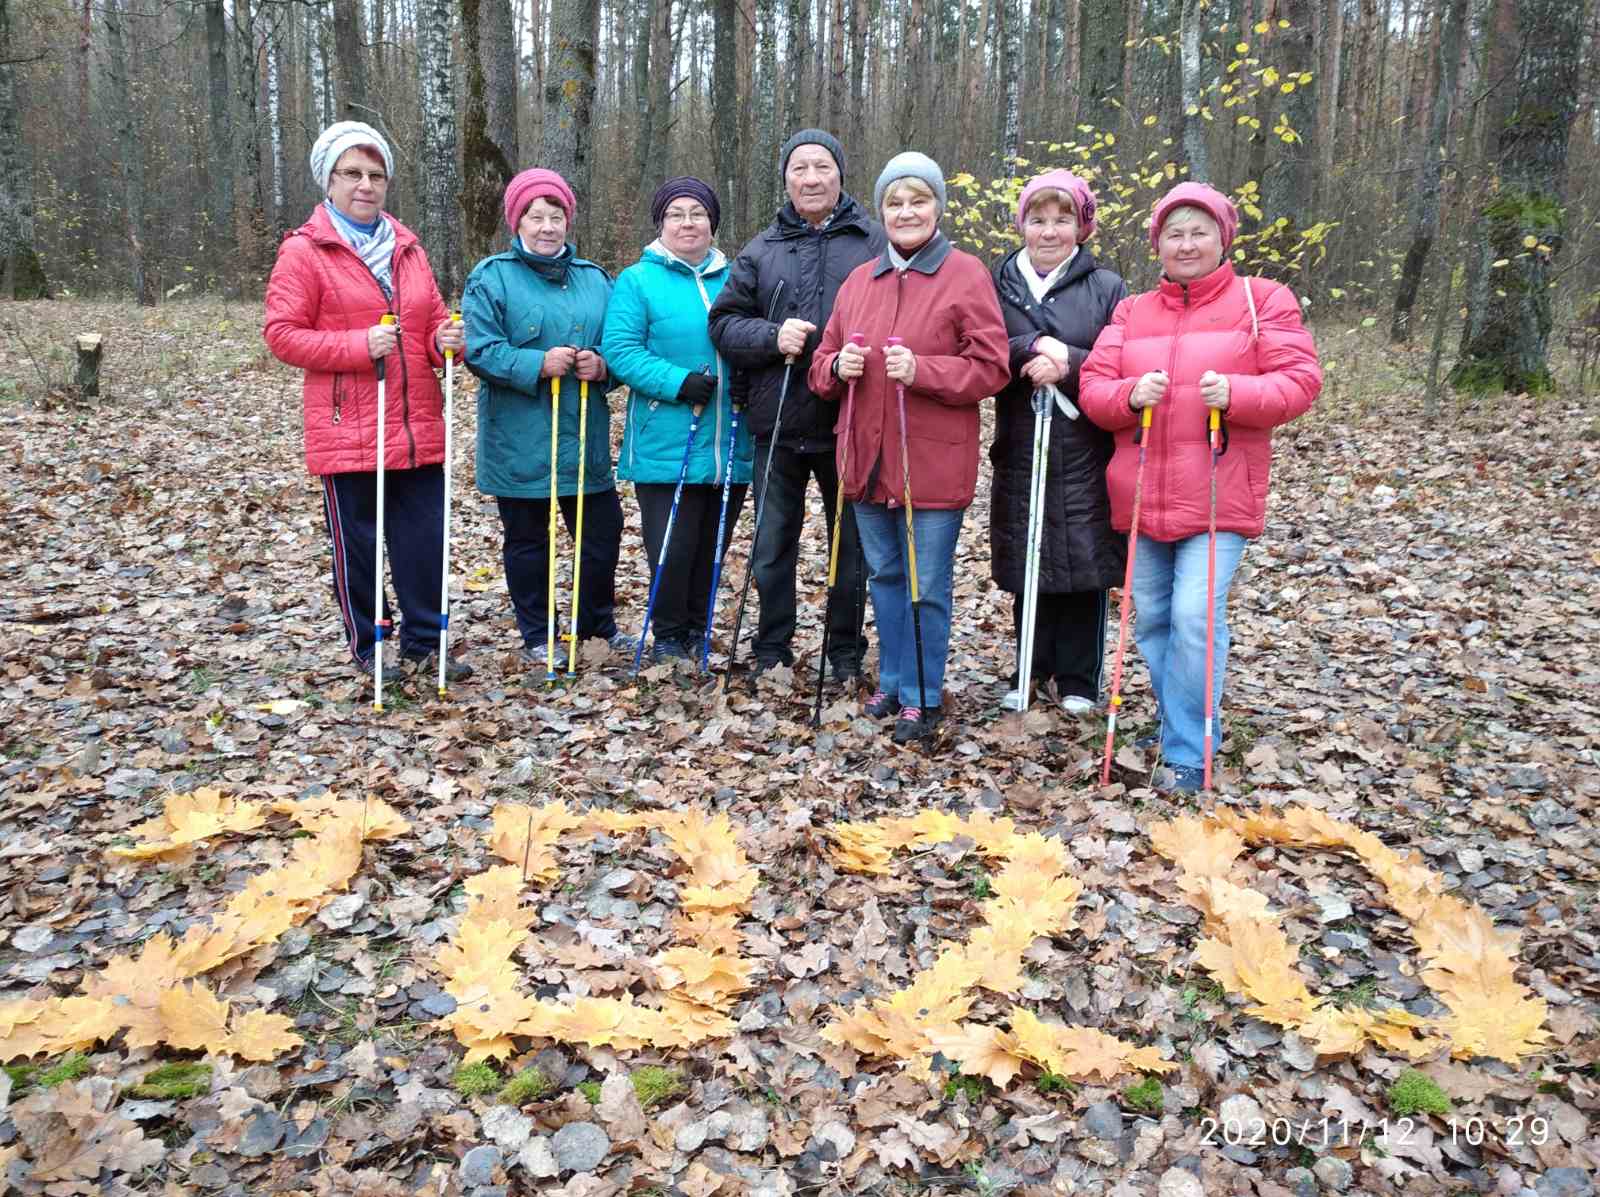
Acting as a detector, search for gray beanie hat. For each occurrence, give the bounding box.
[874,152,946,212]
[309,121,395,193]
[780,128,845,179]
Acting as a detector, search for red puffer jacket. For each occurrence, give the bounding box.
[1078,262,1321,540]
[264,205,449,476]
[809,235,1011,509]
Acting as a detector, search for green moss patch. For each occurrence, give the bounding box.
[630,1065,687,1110]
[130,1061,213,1100]
[1122,1075,1164,1115]
[1387,1070,1452,1118]
[497,1066,552,1105]
[452,1061,501,1097]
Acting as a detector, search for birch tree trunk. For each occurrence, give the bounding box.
[418,0,462,297]
[1178,0,1209,181]
[266,10,286,233]
[544,0,600,236]
[997,0,1021,175]
[1451,0,1583,393]
[0,0,47,298]
[1315,0,1343,209]
[1391,0,1465,341]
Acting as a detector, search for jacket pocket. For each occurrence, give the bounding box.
[510,307,545,348]
[331,373,346,424]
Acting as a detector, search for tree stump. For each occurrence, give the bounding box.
[75,334,102,399]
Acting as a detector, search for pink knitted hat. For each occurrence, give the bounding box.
[503,168,576,231]
[1148,182,1239,251]
[1015,169,1098,240]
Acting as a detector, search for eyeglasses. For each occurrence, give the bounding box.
[663,208,709,225]
[332,168,389,186]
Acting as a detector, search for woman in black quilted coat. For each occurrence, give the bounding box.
[990,170,1128,712]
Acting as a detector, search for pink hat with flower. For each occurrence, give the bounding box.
[1015,170,1098,240]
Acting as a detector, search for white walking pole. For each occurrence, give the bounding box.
[1015,387,1052,712]
[438,309,460,697]
[373,312,397,712]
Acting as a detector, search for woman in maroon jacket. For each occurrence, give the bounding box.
[1079,182,1321,790]
[264,122,466,684]
[810,152,1010,744]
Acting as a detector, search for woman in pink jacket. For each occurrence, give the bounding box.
[1079,183,1321,791]
[264,122,467,684]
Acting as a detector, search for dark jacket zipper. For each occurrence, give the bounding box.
[331,233,419,470]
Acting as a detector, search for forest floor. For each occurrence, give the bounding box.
[0,299,1597,1197]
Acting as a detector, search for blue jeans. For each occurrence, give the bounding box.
[853,502,965,710]
[1132,532,1247,768]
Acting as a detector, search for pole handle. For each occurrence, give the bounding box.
[445,309,460,361]
[885,335,903,347]
[376,313,396,381]
[1134,402,1152,444]
[849,332,866,345]
[380,313,396,326]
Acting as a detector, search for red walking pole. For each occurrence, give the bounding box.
[1203,406,1222,790]
[1100,404,1153,786]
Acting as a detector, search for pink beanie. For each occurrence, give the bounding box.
[1149,182,1239,251]
[1015,169,1098,240]
[503,168,576,231]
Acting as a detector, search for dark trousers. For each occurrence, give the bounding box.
[1011,588,1109,702]
[750,442,867,670]
[636,481,748,646]
[497,489,624,647]
[321,466,444,665]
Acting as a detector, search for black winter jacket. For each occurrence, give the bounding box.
[707,196,886,450]
[989,246,1129,595]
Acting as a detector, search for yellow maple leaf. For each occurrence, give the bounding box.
[680,871,759,913]
[110,788,267,859]
[1148,815,1244,878]
[158,982,233,1052]
[273,794,410,840]
[1002,833,1070,877]
[925,1023,1027,1088]
[653,947,756,1009]
[225,1009,302,1061]
[672,911,745,954]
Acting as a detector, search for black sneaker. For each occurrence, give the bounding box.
[652,638,692,662]
[751,655,789,677]
[891,705,942,744]
[864,690,901,718]
[827,660,865,690]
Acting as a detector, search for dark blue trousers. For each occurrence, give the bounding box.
[321,465,444,665]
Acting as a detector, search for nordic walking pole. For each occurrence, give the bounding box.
[634,401,706,674]
[701,397,742,670]
[813,332,866,727]
[373,312,397,713]
[1101,402,1155,785]
[1203,402,1223,790]
[1015,387,1052,713]
[888,336,928,718]
[567,368,589,679]
[438,309,460,697]
[728,356,795,675]
[546,373,561,685]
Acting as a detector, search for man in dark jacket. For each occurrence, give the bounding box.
[709,129,887,680]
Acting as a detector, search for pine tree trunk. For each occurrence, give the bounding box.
[895,0,921,143]
[754,0,778,217]
[418,0,462,297]
[0,0,47,299]
[1266,0,1315,241]
[331,0,369,121]
[1315,0,1342,210]
[712,0,739,231]
[544,0,599,237]
[1077,0,1124,135]
[462,0,517,266]
[1391,0,1464,342]
[104,0,152,304]
[1450,0,1583,394]
[847,0,868,165]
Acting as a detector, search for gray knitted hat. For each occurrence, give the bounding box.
[873,152,946,212]
[780,128,845,179]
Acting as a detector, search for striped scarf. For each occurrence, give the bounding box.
[324,199,397,300]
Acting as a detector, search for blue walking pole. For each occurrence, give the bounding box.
[633,403,705,674]
[701,404,742,669]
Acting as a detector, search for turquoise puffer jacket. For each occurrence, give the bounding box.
[600,241,753,486]
[463,242,616,498]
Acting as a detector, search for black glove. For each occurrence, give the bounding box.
[677,372,716,406]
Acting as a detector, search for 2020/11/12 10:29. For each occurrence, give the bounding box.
[1199,1115,1553,1149]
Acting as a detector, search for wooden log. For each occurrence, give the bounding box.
[75,333,102,399]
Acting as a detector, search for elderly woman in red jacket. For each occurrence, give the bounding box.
[810,152,1010,744]
[1079,183,1321,791]
[264,121,466,685]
